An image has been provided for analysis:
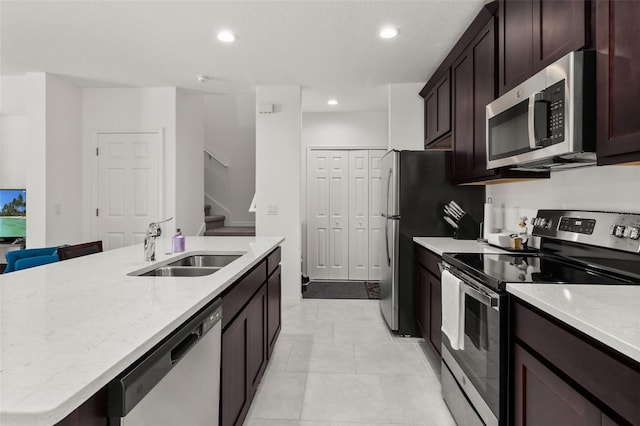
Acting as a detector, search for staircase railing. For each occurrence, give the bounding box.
[204,148,228,167]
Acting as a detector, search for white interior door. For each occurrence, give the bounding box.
[97,132,161,250]
[368,150,386,281]
[306,150,331,279]
[328,152,349,280]
[348,150,369,280]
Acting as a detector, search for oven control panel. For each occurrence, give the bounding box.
[532,210,640,253]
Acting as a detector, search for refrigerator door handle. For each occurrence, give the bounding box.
[385,168,393,267]
[385,218,390,267]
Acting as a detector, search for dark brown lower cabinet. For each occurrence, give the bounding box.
[221,283,268,426]
[511,299,640,425]
[222,283,268,426]
[414,243,442,358]
[54,390,107,426]
[513,343,604,426]
[267,264,281,358]
[221,248,281,426]
[221,310,249,426]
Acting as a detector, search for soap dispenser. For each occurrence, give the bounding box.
[172,229,185,253]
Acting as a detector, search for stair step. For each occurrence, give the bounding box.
[205,215,225,230]
[204,226,256,237]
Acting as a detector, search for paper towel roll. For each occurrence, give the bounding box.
[483,202,494,239]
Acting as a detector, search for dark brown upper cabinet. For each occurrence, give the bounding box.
[499,0,589,95]
[595,0,640,166]
[452,18,498,182]
[424,71,451,148]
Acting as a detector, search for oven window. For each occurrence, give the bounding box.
[488,100,530,160]
[446,293,501,417]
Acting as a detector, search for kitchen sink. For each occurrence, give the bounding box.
[128,252,245,277]
[166,254,242,268]
[136,266,220,277]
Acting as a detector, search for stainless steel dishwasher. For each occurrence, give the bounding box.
[108,298,222,426]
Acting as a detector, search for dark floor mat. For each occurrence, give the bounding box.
[302,280,380,300]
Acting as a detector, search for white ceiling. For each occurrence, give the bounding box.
[0,0,485,112]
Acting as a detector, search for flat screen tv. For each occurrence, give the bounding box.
[0,189,26,242]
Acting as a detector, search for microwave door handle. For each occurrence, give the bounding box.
[528,92,545,149]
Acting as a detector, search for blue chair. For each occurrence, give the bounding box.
[4,246,59,273]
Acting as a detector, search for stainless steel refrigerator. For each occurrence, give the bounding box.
[379,150,485,336]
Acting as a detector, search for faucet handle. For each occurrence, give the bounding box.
[147,217,173,237]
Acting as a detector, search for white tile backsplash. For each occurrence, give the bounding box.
[487,164,640,228]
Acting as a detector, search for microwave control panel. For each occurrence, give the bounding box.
[546,80,565,143]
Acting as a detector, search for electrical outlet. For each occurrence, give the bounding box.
[54,204,62,216]
[267,204,279,215]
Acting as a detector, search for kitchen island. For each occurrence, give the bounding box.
[0,236,283,426]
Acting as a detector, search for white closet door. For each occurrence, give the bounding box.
[97,132,161,250]
[368,150,386,281]
[348,150,369,280]
[306,151,331,279]
[328,151,349,280]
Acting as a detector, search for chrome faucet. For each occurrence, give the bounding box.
[144,217,173,261]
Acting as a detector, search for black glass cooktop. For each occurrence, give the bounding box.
[443,253,634,292]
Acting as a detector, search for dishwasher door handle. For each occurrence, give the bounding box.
[170,330,200,365]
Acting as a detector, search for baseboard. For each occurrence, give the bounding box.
[197,222,206,236]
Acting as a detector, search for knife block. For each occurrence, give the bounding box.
[453,214,480,240]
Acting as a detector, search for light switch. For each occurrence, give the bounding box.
[54,204,61,216]
[267,204,279,215]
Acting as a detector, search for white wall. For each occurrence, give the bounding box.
[388,83,425,150]
[302,111,388,148]
[0,75,27,189]
[487,165,640,233]
[256,86,301,303]
[176,91,205,236]
[44,74,83,245]
[203,94,256,226]
[82,87,178,241]
[25,73,47,247]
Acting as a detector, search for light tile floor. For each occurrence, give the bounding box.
[245,299,456,426]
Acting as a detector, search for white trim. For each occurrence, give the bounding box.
[204,192,232,218]
[204,148,229,167]
[197,222,206,236]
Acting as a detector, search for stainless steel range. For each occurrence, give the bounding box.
[439,209,640,426]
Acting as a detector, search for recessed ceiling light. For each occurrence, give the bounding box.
[217,30,236,43]
[379,27,399,39]
[327,99,339,106]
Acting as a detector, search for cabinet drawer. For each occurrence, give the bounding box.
[414,244,442,279]
[513,300,640,425]
[222,261,267,329]
[267,247,281,277]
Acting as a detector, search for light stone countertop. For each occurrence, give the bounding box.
[413,236,508,256]
[413,237,640,364]
[507,284,640,364]
[0,236,284,426]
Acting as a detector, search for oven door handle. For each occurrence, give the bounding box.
[460,281,500,309]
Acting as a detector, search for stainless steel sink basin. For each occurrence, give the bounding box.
[167,254,242,268]
[137,266,220,277]
[128,252,245,277]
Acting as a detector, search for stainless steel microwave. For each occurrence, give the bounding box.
[486,51,595,170]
